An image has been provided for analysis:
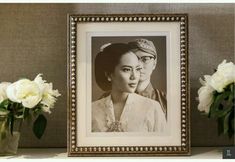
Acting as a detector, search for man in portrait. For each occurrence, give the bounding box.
[128,39,167,116]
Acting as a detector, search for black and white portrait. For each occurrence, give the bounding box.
[71,18,188,150]
[91,36,167,133]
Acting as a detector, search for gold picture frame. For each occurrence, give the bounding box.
[68,14,190,156]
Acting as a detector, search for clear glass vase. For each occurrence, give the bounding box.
[0,115,22,156]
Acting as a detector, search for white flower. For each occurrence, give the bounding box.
[41,83,61,113]
[34,73,46,92]
[6,79,42,108]
[210,60,235,92]
[34,74,61,113]
[197,75,215,114]
[0,82,11,103]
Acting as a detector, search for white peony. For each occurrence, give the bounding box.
[6,79,42,108]
[209,60,235,92]
[0,82,11,103]
[197,75,215,114]
[34,74,61,113]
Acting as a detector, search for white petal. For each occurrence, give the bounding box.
[22,95,41,108]
[6,82,21,103]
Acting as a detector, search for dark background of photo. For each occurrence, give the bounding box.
[0,4,233,147]
[92,36,166,101]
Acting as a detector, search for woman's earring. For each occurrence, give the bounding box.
[107,77,111,82]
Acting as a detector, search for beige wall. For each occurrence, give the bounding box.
[0,4,234,147]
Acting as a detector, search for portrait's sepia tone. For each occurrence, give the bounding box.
[68,14,190,156]
[91,36,167,133]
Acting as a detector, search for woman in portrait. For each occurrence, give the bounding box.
[92,43,166,133]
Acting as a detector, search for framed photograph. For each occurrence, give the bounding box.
[68,14,190,156]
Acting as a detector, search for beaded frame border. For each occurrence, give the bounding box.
[68,14,190,156]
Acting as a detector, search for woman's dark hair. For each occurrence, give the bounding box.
[95,43,132,91]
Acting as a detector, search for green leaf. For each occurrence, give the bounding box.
[228,109,234,138]
[33,114,47,139]
[0,118,7,140]
[0,99,9,109]
[219,105,233,118]
[10,115,14,135]
[229,106,235,135]
[223,112,231,134]
[231,114,234,132]
[0,108,9,115]
[32,104,43,116]
[210,91,231,118]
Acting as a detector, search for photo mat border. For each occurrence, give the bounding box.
[67,14,190,156]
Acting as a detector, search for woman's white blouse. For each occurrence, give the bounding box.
[92,93,167,133]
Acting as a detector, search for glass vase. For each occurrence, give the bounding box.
[0,115,22,156]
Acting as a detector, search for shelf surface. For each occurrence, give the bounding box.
[0,147,224,159]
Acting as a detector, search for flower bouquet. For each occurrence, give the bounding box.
[197,60,235,138]
[0,74,60,155]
